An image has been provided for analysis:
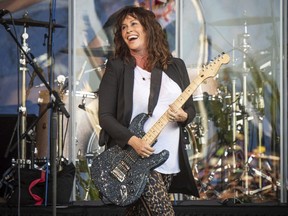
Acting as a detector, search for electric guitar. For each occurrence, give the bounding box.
[91,53,230,206]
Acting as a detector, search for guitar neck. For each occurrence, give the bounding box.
[142,54,230,146]
[142,74,205,145]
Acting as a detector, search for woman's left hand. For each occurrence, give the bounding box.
[167,105,188,122]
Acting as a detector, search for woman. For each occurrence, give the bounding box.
[98,5,199,215]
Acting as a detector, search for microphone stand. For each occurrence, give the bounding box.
[46,1,63,215]
[19,24,29,160]
[1,14,69,216]
[238,21,251,194]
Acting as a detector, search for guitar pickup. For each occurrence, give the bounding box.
[111,167,126,182]
[120,160,130,171]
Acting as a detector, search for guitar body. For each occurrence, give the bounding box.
[91,113,169,206]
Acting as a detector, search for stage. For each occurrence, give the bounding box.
[0,1,287,215]
[1,200,288,216]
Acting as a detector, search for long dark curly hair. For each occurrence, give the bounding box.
[113,6,172,71]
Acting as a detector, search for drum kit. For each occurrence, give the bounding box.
[186,15,280,203]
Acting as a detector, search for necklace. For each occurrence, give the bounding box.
[136,66,151,81]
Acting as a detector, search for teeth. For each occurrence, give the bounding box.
[128,35,138,41]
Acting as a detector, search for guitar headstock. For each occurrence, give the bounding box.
[199,53,230,79]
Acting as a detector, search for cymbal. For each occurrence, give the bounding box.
[209,16,279,26]
[2,17,65,28]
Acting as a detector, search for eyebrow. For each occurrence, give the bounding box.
[122,18,138,26]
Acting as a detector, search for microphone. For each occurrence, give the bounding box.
[0,9,9,18]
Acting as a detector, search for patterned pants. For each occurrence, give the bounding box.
[125,171,174,216]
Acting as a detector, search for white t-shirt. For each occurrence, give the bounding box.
[131,66,181,174]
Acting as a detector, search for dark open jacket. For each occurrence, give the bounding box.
[98,57,200,198]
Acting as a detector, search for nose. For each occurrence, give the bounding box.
[125,25,133,33]
[126,28,131,34]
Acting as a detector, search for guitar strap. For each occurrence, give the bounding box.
[148,67,162,116]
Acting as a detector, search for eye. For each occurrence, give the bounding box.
[131,20,141,26]
[121,25,127,31]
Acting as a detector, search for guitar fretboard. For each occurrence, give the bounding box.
[143,54,230,146]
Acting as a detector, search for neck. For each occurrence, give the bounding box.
[131,51,148,69]
[130,49,147,58]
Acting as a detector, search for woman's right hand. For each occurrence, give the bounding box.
[128,135,154,158]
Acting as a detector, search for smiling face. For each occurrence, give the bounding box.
[121,15,147,55]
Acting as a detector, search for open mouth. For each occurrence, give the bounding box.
[128,35,138,41]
